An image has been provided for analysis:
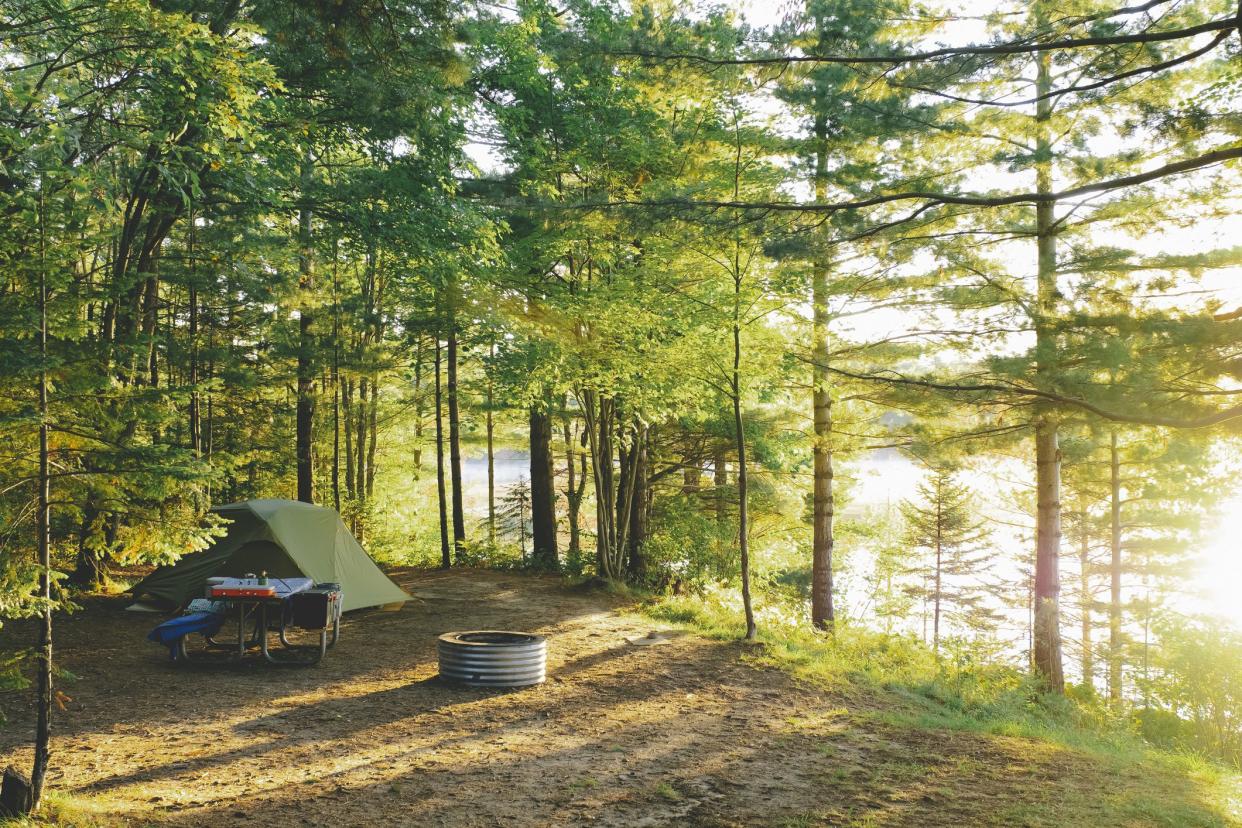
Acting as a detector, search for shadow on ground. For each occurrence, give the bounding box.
[0,569,1233,827]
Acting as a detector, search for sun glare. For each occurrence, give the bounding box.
[1194,495,1242,630]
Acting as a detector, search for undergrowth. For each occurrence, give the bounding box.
[0,791,121,828]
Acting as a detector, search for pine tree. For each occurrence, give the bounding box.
[901,469,997,653]
[498,476,533,561]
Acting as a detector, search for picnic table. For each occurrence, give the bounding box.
[150,577,342,666]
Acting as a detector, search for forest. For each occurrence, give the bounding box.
[2,0,1242,823]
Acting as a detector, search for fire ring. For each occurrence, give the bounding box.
[437,630,547,688]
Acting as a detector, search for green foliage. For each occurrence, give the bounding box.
[0,0,1240,810]
[496,476,533,561]
[901,467,1002,643]
[635,498,737,591]
[1140,614,1242,767]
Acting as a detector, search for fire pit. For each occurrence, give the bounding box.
[437,630,547,688]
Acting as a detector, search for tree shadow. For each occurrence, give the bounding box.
[0,568,617,747]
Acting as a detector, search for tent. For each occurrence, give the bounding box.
[130,499,410,612]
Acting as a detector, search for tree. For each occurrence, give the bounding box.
[901,468,995,652]
[498,476,533,560]
[773,0,940,633]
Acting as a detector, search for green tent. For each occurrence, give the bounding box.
[130,499,410,612]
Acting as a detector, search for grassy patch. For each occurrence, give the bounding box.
[638,592,1242,827]
[653,781,681,801]
[567,775,599,792]
[0,792,123,827]
[777,812,821,828]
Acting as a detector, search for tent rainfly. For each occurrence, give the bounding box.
[130,499,410,612]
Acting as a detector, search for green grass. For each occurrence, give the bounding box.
[639,591,1242,827]
[567,775,599,792]
[0,792,122,827]
[653,781,682,802]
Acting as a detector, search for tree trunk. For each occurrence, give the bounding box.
[295,156,315,504]
[435,336,450,569]
[922,575,930,644]
[486,343,496,544]
[529,405,558,569]
[626,423,649,582]
[1033,420,1064,690]
[729,108,756,641]
[1080,493,1093,689]
[141,273,159,388]
[1109,431,1123,703]
[365,373,378,499]
[811,267,835,631]
[70,504,104,589]
[733,325,757,641]
[933,490,942,654]
[331,376,340,513]
[343,376,355,500]
[32,190,52,809]
[188,209,200,458]
[564,417,584,560]
[810,44,835,633]
[613,414,639,576]
[413,335,424,478]
[585,393,617,577]
[355,375,368,510]
[1031,42,1064,692]
[331,243,341,513]
[447,321,465,559]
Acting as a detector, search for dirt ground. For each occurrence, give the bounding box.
[0,569,1231,827]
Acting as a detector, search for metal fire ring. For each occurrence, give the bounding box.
[437,630,547,688]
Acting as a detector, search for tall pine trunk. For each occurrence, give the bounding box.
[486,342,496,543]
[365,374,378,499]
[811,100,835,632]
[331,248,341,513]
[343,376,355,500]
[188,208,201,460]
[295,155,315,504]
[435,336,450,568]
[412,335,424,478]
[1079,493,1093,688]
[1109,431,1123,703]
[447,317,465,559]
[1031,42,1064,692]
[933,486,943,654]
[529,404,558,569]
[355,375,368,511]
[32,188,52,810]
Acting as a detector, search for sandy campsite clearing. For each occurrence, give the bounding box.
[0,569,1226,827]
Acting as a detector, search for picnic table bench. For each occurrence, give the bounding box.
[148,577,342,666]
